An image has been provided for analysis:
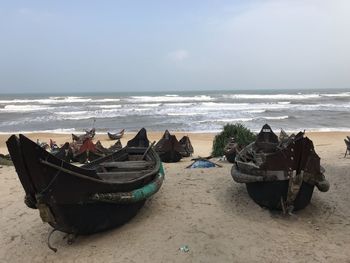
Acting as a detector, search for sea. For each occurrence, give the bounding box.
[0,89,350,134]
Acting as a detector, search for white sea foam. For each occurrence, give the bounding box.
[244,110,266,113]
[224,93,320,100]
[0,128,77,134]
[304,127,350,132]
[55,111,89,115]
[217,118,254,122]
[0,96,121,105]
[126,95,214,103]
[261,116,289,120]
[166,112,206,116]
[95,105,122,109]
[137,103,162,107]
[166,103,195,106]
[199,102,290,111]
[0,96,91,104]
[321,92,350,97]
[52,107,128,120]
[0,105,52,112]
[293,103,350,111]
[93,98,121,102]
[197,118,254,123]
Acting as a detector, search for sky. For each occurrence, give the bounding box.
[0,0,349,93]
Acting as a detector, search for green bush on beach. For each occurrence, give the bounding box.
[211,123,256,157]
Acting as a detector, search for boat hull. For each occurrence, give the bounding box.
[225,152,236,163]
[157,151,182,163]
[48,201,145,234]
[245,180,314,211]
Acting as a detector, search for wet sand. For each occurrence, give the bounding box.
[0,131,349,262]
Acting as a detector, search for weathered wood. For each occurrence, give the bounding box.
[97,170,153,182]
[101,161,153,169]
[142,141,156,160]
[97,170,152,176]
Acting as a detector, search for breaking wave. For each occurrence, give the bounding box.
[1,90,350,132]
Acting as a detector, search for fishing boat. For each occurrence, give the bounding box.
[52,142,74,163]
[154,130,186,163]
[72,138,105,164]
[224,137,241,163]
[72,128,96,142]
[6,128,164,242]
[95,140,123,155]
[107,129,125,140]
[127,128,150,147]
[231,124,329,212]
[179,136,194,157]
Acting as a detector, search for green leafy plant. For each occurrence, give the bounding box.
[211,123,256,157]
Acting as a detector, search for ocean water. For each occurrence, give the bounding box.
[0,89,350,133]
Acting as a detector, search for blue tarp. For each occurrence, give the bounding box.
[189,159,216,168]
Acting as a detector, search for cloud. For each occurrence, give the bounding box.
[191,0,350,89]
[167,49,189,62]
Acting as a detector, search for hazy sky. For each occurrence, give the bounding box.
[0,0,349,93]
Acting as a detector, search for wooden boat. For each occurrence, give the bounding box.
[344,138,350,157]
[6,128,164,239]
[179,136,194,157]
[224,137,241,163]
[109,139,123,152]
[72,128,96,142]
[127,128,150,147]
[108,129,125,140]
[231,124,329,212]
[95,140,123,155]
[72,138,105,164]
[52,142,74,163]
[154,130,186,163]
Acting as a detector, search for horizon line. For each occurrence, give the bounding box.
[0,87,348,96]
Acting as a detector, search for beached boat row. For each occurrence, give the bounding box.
[48,128,194,164]
[5,124,330,251]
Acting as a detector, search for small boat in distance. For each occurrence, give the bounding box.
[72,128,96,142]
[224,137,241,163]
[108,129,125,140]
[155,130,186,163]
[179,136,194,157]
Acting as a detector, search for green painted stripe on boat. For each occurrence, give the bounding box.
[132,179,159,202]
[90,172,165,204]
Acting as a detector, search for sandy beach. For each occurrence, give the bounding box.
[0,131,349,262]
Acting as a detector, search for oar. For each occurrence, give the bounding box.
[142,141,156,160]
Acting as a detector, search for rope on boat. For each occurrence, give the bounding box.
[231,165,329,191]
[47,228,58,253]
[90,171,165,204]
[39,159,100,180]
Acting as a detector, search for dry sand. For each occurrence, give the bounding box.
[0,131,349,262]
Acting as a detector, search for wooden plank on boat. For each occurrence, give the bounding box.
[100,161,153,169]
[97,170,153,182]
